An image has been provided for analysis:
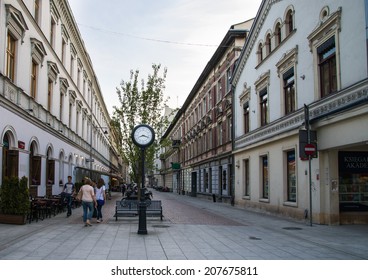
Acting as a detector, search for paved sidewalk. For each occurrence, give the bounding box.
[0,190,367,260]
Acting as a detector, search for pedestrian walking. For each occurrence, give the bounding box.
[63,175,74,217]
[95,178,106,223]
[77,177,97,227]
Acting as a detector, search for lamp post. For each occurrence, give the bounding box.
[131,124,155,235]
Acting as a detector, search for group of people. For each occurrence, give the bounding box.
[62,176,107,227]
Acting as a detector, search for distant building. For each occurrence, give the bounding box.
[161,20,253,198]
[0,0,122,196]
[232,0,368,224]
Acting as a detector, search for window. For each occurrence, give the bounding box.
[6,33,16,82]
[68,102,73,128]
[260,89,268,126]
[31,60,38,99]
[217,80,222,103]
[243,159,250,196]
[308,7,341,99]
[2,133,19,181]
[208,91,212,110]
[266,33,272,55]
[59,93,64,121]
[217,122,223,146]
[286,150,296,202]
[29,143,41,185]
[227,117,232,142]
[226,67,232,93]
[208,128,213,150]
[222,170,227,190]
[46,156,55,186]
[48,79,53,111]
[77,68,81,89]
[261,155,269,199]
[61,39,66,65]
[203,96,207,114]
[70,55,75,78]
[34,0,40,24]
[50,18,56,47]
[243,102,250,134]
[283,68,295,115]
[286,9,294,36]
[319,36,337,97]
[275,22,282,47]
[257,42,263,63]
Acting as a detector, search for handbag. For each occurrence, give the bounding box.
[97,199,105,206]
[76,189,83,201]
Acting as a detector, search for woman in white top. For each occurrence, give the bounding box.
[95,178,106,223]
[79,177,97,226]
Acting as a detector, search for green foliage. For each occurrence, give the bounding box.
[112,64,175,183]
[0,176,30,215]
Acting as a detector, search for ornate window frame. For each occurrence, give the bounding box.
[276,46,298,116]
[307,6,342,99]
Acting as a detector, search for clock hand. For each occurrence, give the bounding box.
[139,135,148,138]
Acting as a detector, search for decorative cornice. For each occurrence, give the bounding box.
[234,80,368,150]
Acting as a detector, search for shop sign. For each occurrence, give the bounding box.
[18,141,25,149]
[338,151,368,174]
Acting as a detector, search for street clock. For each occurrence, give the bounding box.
[131,124,155,148]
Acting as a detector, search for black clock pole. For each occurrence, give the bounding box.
[137,147,147,234]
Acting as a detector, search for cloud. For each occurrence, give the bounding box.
[68,0,262,113]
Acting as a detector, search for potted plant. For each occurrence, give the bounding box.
[0,176,30,225]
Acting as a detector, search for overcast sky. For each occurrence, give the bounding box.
[68,0,262,114]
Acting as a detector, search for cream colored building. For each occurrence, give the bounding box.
[0,0,122,196]
[232,0,368,224]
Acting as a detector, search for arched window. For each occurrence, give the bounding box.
[59,151,64,185]
[2,132,18,181]
[286,10,294,36]
[266,33,272,55]
[258,42,263,63]
[29,141,41,186]
[46,147,55,196]
[274,22,282,47]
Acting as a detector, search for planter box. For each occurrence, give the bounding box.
[0,213,27,225]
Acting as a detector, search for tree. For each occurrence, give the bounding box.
[112,64,174,185]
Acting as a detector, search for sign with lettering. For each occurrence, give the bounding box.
[338,151,368,174]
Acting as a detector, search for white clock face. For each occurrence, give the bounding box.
[133,125,154,146]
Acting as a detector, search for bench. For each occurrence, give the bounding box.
[115,199,163,221]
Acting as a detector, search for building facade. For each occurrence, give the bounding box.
[161,20,253,201]
[0,0,121,196]
[232,0,368,224]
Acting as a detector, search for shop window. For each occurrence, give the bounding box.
[261,155,269,199]
[243,159,250,197]
[338,151,368,212]
[286,150,296,202]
